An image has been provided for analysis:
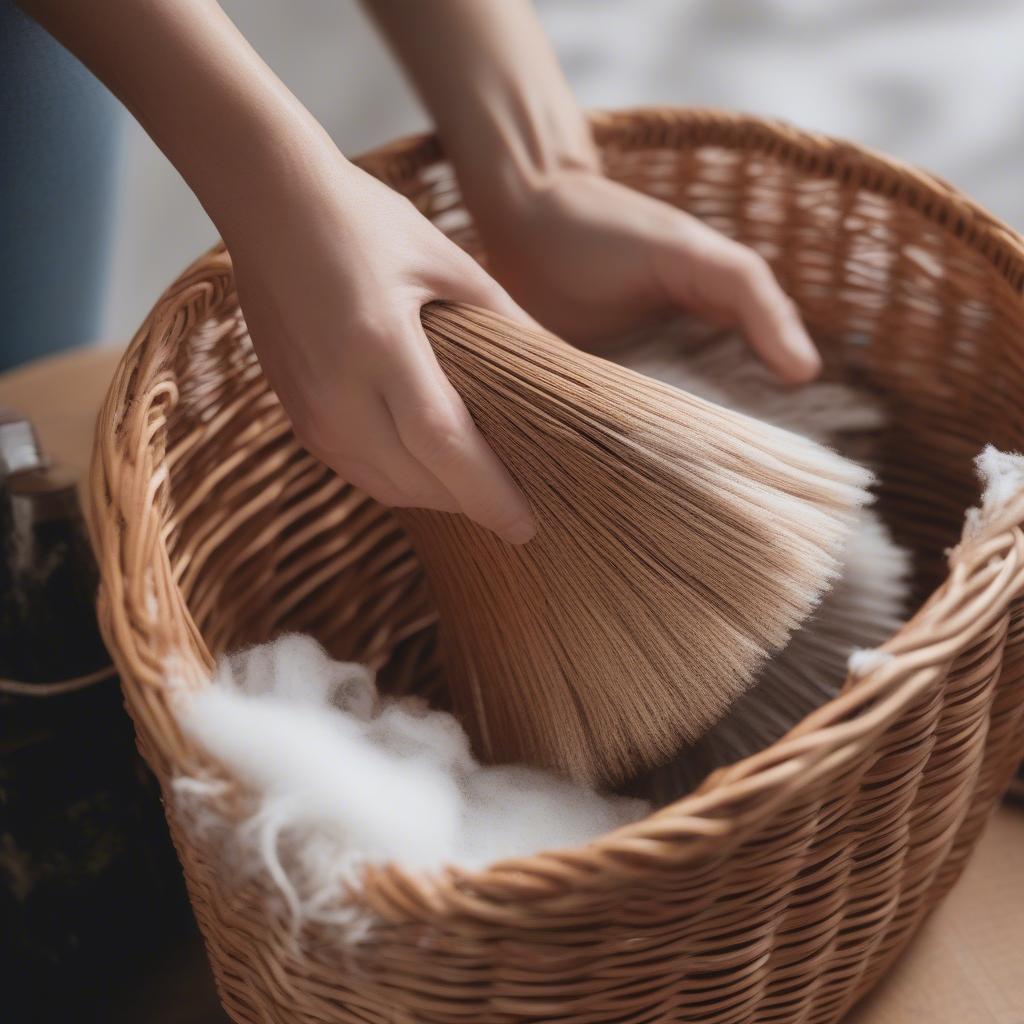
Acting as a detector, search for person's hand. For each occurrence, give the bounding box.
[20,0,538,541]
[215,133,537,544]
[361,2,818,382]
[469,168,822,383]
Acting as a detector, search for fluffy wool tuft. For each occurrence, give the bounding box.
[963,445,1024,540]
[847,647,896,677]
[175,635,649,941]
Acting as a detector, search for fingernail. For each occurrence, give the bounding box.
[787,327,822,382]
[502,515,538,546]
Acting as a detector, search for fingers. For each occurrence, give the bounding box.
[282,296,535,543]
[658,225,822,384]
[388,320,537,545]
[290,386,459,515]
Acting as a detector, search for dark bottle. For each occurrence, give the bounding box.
[0,408,47,626]
[0,415,196,1021]
[1,464,108,682]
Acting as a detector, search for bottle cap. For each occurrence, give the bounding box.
[0,409,47,477]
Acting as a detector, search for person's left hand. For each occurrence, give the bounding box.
[467,168,821,384]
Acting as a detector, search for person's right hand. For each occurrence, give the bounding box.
[213,127,537,545]
[17,0,536,543]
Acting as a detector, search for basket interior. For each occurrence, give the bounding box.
[157,130,1024,716]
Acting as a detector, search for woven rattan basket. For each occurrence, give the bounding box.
[90,109,1024,1024]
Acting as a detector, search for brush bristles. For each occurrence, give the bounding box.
[397,305,873,786]
[635,510,910,802]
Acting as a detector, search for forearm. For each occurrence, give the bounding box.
[362,0,599,206]
[18,0,335,235]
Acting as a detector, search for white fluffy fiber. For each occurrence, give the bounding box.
[174,635,648,939]
[847,647,896,677]
[964,445,1024,540]
[615,322,887,443]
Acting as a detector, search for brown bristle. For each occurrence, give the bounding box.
[397,304,873,785]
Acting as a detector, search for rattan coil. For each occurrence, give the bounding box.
[89,108,1024,1024]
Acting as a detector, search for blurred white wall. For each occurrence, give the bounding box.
[102,0,1024,342]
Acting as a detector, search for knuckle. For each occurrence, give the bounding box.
[385,489,434,511]
[727,246,766,279]
[740,251,776,289]
[335,461,400,507]
[346,315,395,356]
[368,488,405,510]
[404,408,468,467]
[779,293,801,320]
[291,404,362,471]
[416,423,466,467]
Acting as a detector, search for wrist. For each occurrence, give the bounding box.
[188,101,342,242]
[451,84,597,181]
[449,90,600,231]
[422,35,599,220]
[363,0,598,228]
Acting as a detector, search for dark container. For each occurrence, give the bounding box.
[0,416,197,1021]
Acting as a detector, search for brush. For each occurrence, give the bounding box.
[395,304,873,786]
[613,321,909,800]
[629,508,910,802]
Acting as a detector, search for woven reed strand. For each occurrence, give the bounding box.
[89,108,1024,1024]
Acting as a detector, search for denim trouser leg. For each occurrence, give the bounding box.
[0,1,121,372]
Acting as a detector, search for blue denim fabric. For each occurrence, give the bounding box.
[0,2,121,371]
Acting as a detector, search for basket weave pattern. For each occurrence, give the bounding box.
[90,109,1024,1024]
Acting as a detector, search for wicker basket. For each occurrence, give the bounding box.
[90,109,1024,1024]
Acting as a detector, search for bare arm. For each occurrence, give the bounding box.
[363,0,599,201]
[19,1,313,235]
[365,0,820,381]
[19,0,536,542]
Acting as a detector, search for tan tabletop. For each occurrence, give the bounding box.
[0,343,123,501]
[1,344,1021,1023]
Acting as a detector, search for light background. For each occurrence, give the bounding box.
[102,0,1024,342]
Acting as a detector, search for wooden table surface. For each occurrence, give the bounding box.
[2,344,1021,1023]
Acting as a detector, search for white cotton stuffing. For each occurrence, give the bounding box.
[174,635,649,940]
[963,445,1024,540]
[975,445,1024,510]
[614,321,887,443]
[847,647,896,677]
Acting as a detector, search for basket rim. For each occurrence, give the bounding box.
[91,106,1024,921]
[359,107,1024,299]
